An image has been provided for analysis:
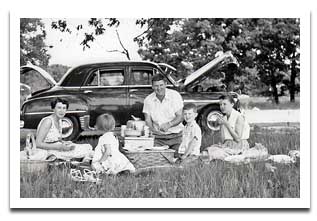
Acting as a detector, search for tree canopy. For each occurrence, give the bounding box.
[134,18,300,103]
[20,18,51,67]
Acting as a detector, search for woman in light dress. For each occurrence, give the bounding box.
[31,98,93,161]
[92,113,135,174]
[204,94,250,161]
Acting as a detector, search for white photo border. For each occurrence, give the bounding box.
[10,11,310,208]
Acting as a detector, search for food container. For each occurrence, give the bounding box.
[123,136,154,151]
[126,115,146,132]
[124,129,143,137]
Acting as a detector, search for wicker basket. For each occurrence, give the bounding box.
[20,160,52,174]
[123,149,175,169]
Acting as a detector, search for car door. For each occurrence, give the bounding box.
[127,66,174,121]
[80,66,129,127]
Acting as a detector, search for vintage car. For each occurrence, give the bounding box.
[20,51,240,140]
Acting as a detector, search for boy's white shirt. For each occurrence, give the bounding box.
[178,121,202,156]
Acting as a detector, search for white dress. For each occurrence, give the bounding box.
[92,132,135,174]
[35,115,93,161]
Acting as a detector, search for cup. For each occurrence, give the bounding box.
[121,125,126,137]
[143,125,149,137]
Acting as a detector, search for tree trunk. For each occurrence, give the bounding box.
[271,74,279,104]
[289,58,296,102]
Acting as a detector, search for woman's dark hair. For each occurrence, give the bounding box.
[219,94,235,104]
[51,98,69,109]
[151,74,165,84]
[95,113,116,132]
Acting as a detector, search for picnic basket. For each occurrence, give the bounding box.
[20,159,52,174]
[123,149,175,169]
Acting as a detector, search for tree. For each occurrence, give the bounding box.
[277,19,300,102]
[135,18,300,103]
[50,18,133,60]
[20,18,51,67]
[46,64,71,81]
[250,19,300,103]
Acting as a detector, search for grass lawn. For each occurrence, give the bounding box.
[20,127,300,198]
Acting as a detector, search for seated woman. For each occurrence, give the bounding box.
[34,98,93,161]
[203,94,250,161]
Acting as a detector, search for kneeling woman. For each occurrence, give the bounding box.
[205,95,250,160]
[35,98,93,161]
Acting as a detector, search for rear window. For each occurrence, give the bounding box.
[60,67,89,87]
[130,69,153,85]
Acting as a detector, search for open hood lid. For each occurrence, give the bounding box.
[20,64,57,87]
[183,51,239,87]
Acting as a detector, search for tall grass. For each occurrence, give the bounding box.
[20,127,300,198]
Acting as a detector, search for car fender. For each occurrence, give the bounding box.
[21,94,89,117]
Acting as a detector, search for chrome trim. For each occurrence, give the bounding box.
[206,111,223,131]
[80,85,128,89]
[183,99,220,104]
[24,110,87,115]
[79,115,95,130]
[20,120,24,128]
[61,117,74,138]
[128,85,152,88]
[24,95,71,102]
[158,63,177,71]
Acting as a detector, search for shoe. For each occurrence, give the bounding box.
[70,169,85,182]
[83,169,101,183]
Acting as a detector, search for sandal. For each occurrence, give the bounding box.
[70,169,86,182]
[83,169,101,183]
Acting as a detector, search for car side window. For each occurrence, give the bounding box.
[86,71,98,86]
[131,69,153,85]
[86,69,124,86]
[100,70,124,86]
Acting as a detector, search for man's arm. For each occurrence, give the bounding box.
[160,108,183,132]
[144,113,164,135]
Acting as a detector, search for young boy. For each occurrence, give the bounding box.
[177,103,202,165]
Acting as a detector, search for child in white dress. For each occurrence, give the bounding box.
[92,113,135,174]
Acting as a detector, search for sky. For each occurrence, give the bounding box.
[42,18,146,67]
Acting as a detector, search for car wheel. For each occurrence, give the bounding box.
[61,116,80,141]
[199,106,223,133]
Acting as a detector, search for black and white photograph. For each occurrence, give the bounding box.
[9,7,311,209]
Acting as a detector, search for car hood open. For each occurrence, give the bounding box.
[183,51,239,88]
[20,64,57,88]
